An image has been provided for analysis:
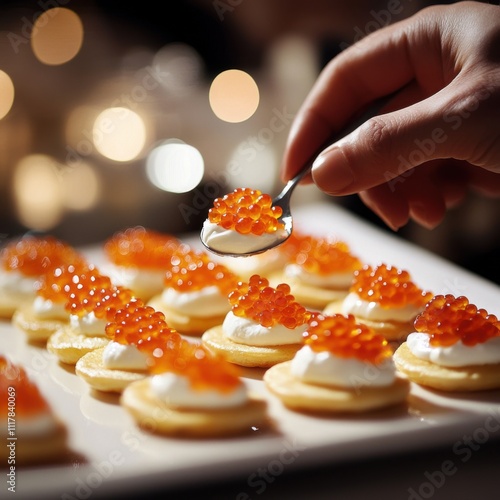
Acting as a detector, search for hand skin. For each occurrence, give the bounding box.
[281,1,500,230]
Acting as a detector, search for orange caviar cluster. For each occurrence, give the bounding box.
[104,226,180,269]
[303,314,393,364]
[351,263,432,308]
[0,236,81,277]
[228,274,311,329]
[208,187,284,235]
[36,262,93,302]
[415,294,500,347]
[105,302,241,393]
[105,300,181,350]
[148,342,242,394]
[289,233,362,275]
[164,245,239,295]
[61,267,133,319]
[0,356,50,416]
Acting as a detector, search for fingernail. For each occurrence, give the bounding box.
[312,148,354,193]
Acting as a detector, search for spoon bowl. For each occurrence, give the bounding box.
[201,93,396,258]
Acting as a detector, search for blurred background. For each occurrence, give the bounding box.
[0,0,498,283]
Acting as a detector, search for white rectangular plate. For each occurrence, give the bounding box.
[2,201,500,499]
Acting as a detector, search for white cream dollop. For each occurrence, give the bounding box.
[222,311,306,346]
[201,220,287,255]
[102,341,149,370]
[285,264,354,288]
[406,332,500,367]
[150,372,248,409]
[341,292,423,322]
[32,296,68,320]
[103,264,164,298]
[0,269,38,299]
[69,312,108,336]
[290,345,396,388]
[161,285,230,317]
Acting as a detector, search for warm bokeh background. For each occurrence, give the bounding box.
[0,0,498,283]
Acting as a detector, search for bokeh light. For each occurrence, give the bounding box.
[61,161,101,211]
[153,43,203,96]
[31,8,84,66]
[209,69,260,123]
[0,70,15,120]
[226,141,277,193]
[92,107,147,162]
[13,155,64,230]
[146,140,204,193]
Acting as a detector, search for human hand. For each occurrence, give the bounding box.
[281,1,500,230]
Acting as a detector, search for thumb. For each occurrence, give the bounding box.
[310,80,495,195]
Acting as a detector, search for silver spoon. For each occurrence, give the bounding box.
[201,93,396,258]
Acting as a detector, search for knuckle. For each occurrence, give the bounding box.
[358,116,396,160]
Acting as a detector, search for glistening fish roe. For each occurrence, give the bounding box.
[208,187,284,235]
[303,313,393,365]
[228,274,311,329]
[351,263,432,308]
[415,294,500,347]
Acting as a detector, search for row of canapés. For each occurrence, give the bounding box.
[1,227,500,465]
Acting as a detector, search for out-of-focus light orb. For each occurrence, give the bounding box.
[0,70,15,120]
[209,69,259,123]
[93,107,146,162]
[13,155,63,230]
[31,8,84,65]
[146,140,204,193]
[61,161,101,210]
[153,43,203,96]
[227,142,277,193]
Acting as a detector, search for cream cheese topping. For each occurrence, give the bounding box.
[69,312,107,336]
[0,269,38,299]
[103,264,164,297]
[341,292,423,322]
[32,296,68,320]
[201,220,287,255]
[290,345,396,388]
[161,285,230,317]
[102,341,149,370]
[222,311,306,346]
[150,372,248,409]
[285,264,354,288]
[406,332,500,367]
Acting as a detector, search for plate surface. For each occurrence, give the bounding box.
[2,201,500,499]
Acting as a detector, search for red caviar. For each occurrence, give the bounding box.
[164,245,239,295]
[415,294,500,347]
[148,341,242,394]
[60,267,134,319]
[228,274,311,329]
[1,356,50,416]
[303,313,393,364]
[105,300,182,350]
[208,187,284,235]
[106,302,241,393]
[0,236,81,277]
[104,226,180,269]
[288,233,362,275]
[351,263,432,309]
[36,262,94,303]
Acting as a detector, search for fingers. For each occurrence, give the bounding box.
[281,8,442,183]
